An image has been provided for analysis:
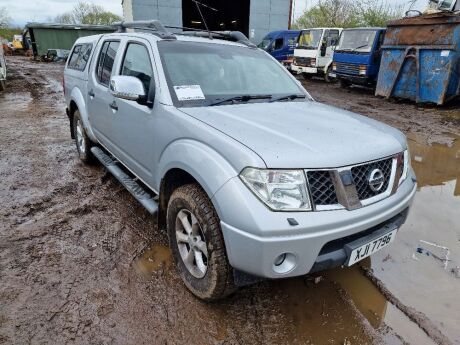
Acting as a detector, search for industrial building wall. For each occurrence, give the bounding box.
[126,0,290,44]
[129,0,183,28]
[249,0,291,43]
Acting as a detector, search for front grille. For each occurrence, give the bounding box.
[351,158,393,200]
[336,62,360,75]
[307,171,338,206]
[296,57,312,67]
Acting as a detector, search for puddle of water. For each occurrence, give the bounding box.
[133,244,172,279]
[371,133,460,343]
[271,276,376,344]
[0,92,32,113]
[408,133,460,195]
[326,261,436,345]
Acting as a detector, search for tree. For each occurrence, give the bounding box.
[55,1,121,25]
[293,0,403,29]
[358,1,403,27]
[0,7,11,28]
[293,0,360,29]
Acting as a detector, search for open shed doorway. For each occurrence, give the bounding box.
[182,0,250,38]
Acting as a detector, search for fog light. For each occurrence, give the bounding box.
[272,253,297,274]
[274,253,286,266]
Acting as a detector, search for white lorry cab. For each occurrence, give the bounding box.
[292,28,342,82]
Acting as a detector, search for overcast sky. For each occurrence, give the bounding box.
[4,0,429,27]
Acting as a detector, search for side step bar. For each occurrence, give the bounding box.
[91,147,158,215]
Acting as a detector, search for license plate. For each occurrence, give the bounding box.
[329,72,337,78]
[347,229,397,266]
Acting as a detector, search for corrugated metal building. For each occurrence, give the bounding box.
[122,0,293,43]
[25,23,114,57]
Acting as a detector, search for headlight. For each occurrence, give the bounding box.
[240,168,312,211]
[399,149,411,185]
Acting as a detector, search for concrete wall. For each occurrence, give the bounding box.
[125,0,290,43]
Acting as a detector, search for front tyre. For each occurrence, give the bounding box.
[167,183,236,301]
[325,65,337,83]
[72,110,94,164]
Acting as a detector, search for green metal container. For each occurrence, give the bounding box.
[25,23,115,57]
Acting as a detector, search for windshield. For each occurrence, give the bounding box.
[337,30,378,53]
[158,41,305,107]
[258,36,272,50]
[297,29,323,49]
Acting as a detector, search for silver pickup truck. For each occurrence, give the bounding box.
[63,21,416,301]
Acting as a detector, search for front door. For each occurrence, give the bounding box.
[318,29,340,69]
[109,39,157,184]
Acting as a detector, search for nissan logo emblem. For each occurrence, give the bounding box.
[368,169,385,192]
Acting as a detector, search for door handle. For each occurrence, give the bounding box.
[109,101,118,111]
[88,89,95,98]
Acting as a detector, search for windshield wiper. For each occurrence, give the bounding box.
[270,94,306,103]
[351,44,369,51]
[209,94,272,106]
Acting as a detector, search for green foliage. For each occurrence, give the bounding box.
[293,0,403,29]
[0,27,21,41]
[55,1,121,25]
[293,0,360,29]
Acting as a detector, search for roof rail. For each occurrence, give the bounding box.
[112,20,256,46]
[166,26,256,47]
[113,20,176,39]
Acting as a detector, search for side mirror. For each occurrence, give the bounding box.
[109,75,146,102]
[320,44,327,56]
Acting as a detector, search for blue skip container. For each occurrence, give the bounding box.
[376,13,460,105]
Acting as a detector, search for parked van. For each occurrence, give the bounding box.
[258,30,300,70]
[292,28,342,82]
[332,28,386,88]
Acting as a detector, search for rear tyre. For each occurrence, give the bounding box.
[72,110,94,164]
[167,183,237,301]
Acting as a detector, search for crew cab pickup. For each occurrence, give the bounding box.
[64,21,417,301]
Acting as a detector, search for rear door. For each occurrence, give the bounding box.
[108,38,157,183]
[87,39,121,152]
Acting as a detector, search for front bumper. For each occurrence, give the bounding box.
[291,65,318,74]
[337,73,375,85]
[212,170,417,279]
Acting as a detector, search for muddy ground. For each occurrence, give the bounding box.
[0,56,459,345]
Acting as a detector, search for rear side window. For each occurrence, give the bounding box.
[96,41,120,86]
[120,43,153,93]
[67,43,93,71]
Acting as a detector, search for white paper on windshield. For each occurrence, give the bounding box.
[173,85,205,101]
[441,50,450,57]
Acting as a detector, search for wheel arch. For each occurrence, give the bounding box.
[69,87,97,142]
[156,140,243,231]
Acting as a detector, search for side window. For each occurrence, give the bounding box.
[68,43,92,71]
[120,43,153,93]
[273,38,284,51]
[96,41,120,86]
[328,30,340,46]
